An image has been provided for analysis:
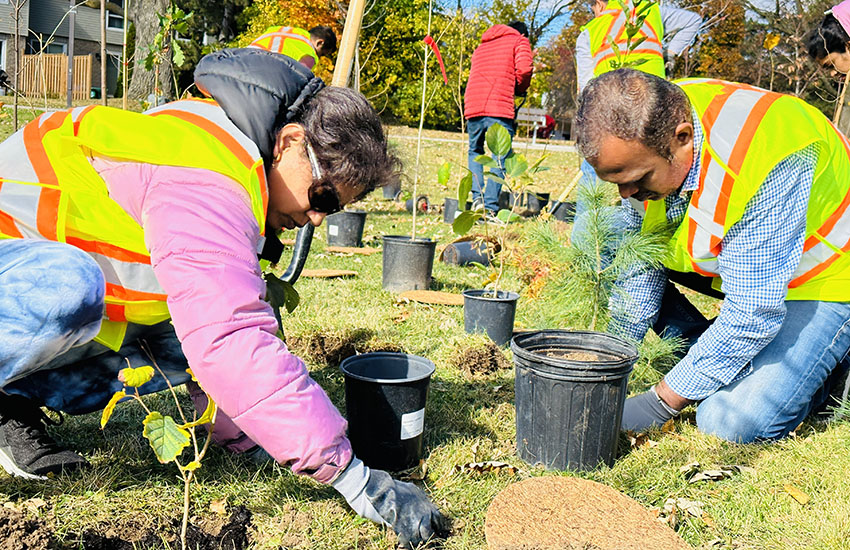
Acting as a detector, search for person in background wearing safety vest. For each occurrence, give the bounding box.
[464,21,534,215]
[572,0,701,251]
[249,25,337,71]
[0,48,449,548]
[574,68,850,441]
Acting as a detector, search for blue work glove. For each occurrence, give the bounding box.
[621,386,680,432]
[332,457,450,548]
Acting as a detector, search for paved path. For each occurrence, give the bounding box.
[387,133,576,153]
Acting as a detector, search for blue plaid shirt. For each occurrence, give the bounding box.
[613,111,818,400]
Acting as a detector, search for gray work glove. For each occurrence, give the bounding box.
[332,456,450,548]
[621,386,680,432]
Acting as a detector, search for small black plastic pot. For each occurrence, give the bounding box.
[382,236,437,292]
[405,195,430,213]
[341,352,435,471]
[524,192,550,215]
[443,197,472,223]
[498,191,522,211]
[382,181,401,200]
[441,240,490,266]
[326,210,367,247]
[550,201,576,222]
[462,289,519,347]
[511,330,637,471]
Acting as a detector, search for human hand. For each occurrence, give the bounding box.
[621,386,680,432]
[332,457,450,548]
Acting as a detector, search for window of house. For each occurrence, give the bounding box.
[107,0,124,29]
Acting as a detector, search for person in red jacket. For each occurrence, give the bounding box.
[464,21,534,213]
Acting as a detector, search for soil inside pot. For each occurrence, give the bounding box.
[535,348,602,362]
[485,477,690,550]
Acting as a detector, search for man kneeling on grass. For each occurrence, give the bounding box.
[0,48,448,548]
[574,69,850,441]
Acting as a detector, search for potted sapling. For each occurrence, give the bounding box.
[439,162,473,224]
[452,123,547,346]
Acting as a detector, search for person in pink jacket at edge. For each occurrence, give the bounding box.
[0,48,449,548]
[464,21,534,214]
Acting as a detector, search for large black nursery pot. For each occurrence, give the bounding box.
[511,330,637,471]
[326,210,367,247]
[382,181,402,200]
[462,289,519,347]
[550,201,576,222]
[441,240,490,267]
[382,235,437,292]
[524,192,550,216]
[443,197,472,223]
[340,352,436,471]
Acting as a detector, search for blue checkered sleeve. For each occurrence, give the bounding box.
[665,145,818,399]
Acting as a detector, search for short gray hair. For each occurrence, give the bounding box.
[574,69,692,161]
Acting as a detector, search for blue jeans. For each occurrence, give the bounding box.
[654,279,850,442]
[0,239,189,414]
[467,116,515,213]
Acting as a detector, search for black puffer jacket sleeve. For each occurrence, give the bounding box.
[194,48,325,163]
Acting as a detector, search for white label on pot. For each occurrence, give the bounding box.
[453,210,461,220]
[400,408,425,440]
[329,224,339,236]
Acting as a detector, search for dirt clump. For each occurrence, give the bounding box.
[485,477,691,550]
[0,506,52,550]
[451,340,510,376]
[286,329,403,367]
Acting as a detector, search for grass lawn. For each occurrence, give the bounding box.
[0,119,848,549]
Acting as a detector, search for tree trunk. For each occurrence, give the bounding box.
[127,0,173,101]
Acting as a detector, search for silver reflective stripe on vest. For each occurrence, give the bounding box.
[86,248,165,296]
[0,119,47,239]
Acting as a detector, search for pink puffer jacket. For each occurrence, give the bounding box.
[464,25,534,120]
[93,157,352,484]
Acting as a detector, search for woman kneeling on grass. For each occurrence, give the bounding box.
[0,48,449,548]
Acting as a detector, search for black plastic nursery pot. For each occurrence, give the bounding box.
[326,210,367,247]
[382,181,401,200]
[443,197,472,223]
[462,289,519,347]
[340,352,436,471]
[498,191,522,211]
[404,195,430,213]
[441,240,490,267]
[382,235,437,292]
[550,201,576,222]
[511,330,637,471]
[525,192,550,215]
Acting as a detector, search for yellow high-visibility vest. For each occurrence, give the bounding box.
[249,26,319,68]
[638,79,850,301]
[0,99,268,349]
[582,0,665,78]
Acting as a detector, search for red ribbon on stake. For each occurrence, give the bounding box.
[423,35,449,85]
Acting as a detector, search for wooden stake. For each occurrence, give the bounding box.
[331,0,367,88]
[834,70,850,126]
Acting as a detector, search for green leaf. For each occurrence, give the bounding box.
[452,210,481,235]
[504,154,529,179]
[485,124,512,157]
[610,40,621,59]
[485,172,507,186]
[627,58,649,67]
[631,35,648,50]
[180,395,216,429]
[265,273,300,314]
[497,209,522,223]
[100,390,126,429]
[475,154,497,169]
[142,411,190,464]
[172,42,185,67]
[119,365,155,387]
[528,154,549,174]
[617,0,629,13]
[437,162,451,187]
[143,51,155,71]
[458,171,473,205]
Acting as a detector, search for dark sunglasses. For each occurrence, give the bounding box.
[304,140,342,215]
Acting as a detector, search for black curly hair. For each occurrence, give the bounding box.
[807,13,850,62]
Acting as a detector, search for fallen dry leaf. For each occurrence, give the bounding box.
[661,418,676,433]
[681,463,755,483]
[23,498,46,511]
[405,459,428,481]
[783,484,810,505]
[455,461,522,476]
[627,431,659,450]
[210,497,227,515]
[664,497,704,518]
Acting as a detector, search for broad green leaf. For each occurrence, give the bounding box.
[100,390,126,429]
[485,172,507,186]
[452,210,482,235]
[119,365,155,388]
[504,154,528,179]
[183,461,201,472]
[475,154,498,169]
[437,162,451,186]
[458,171,473,205]
[497,209,522,223]
[181,396,217,429]
[172,42,185,67]
[265,272,300,314]
[485,124,512,157]
[142,411,190,464]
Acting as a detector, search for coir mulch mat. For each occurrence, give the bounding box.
[326,246,381,255]
[397,290,464,306]
[485,477,691,550]
[300,269,358,278]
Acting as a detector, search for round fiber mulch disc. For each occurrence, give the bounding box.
[300,269,358,278]
[398,290,464,306]
[326,246,381,255]
[485,477,691,550]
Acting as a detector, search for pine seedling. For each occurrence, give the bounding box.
[101,355,216,550]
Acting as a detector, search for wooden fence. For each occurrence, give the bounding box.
[17,54,93,101]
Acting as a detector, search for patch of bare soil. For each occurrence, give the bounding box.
[76,506,251,550]
[286,329,403,367]
[0,506,51,550]
[451,340,511,376]
[485,477,691,550]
